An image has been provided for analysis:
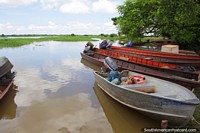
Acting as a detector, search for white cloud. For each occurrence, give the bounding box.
[0,0,37,6]
[39,0,60,11]
[0,93,112,133]
[92,0,118,13]
[15,67,63,107]
[0,0,121,14]
[39,0,59,3]
[40,3,57,10]
[58,0,119,14]
[59,1,90,14]
[47,21,58,29]
[0,21,118,35]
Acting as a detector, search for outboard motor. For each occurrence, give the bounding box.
[99,40,108,49]
[86,41,94,49]
[83,41,94,53]
[83,46,90,53]
[104,57,118,71]
[104,57,121,84]
[106,41,114,48]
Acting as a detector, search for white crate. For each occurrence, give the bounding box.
[161,45,179,54]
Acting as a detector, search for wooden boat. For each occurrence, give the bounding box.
[109,46,200,66]
[0,83,17,119]
[0,80,14,100]
[94,70,200,127]
[80,52,200,89]
[111,46,200,58]
[179,50,199,56]
[0,56,15,100]
[92,48,200,81]
[0,56,13,78]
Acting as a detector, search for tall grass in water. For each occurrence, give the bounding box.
[0,36,97,48]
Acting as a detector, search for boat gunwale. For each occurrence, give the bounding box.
[111,46,200,60]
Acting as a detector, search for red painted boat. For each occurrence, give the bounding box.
[80,52,200,89]
[110,46,200,66]
[0,80,14,100]
[92,48,200,81]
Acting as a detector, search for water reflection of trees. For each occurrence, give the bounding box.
[0,84,18,119]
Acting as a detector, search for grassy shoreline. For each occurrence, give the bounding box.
[0,35,95,48]
[0,35,119,48]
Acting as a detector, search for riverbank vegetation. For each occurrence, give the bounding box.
[0,34,119,48]
[194,89,200,123]
[113,0,200,127]
[113,0,200,54]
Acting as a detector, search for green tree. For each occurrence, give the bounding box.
[110,33,117,37]
[114,0,200,54]
[158,0,200,53]
[116,0,160,39]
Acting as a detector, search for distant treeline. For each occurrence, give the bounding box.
[0,33,118,37]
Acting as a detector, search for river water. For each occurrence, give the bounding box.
[0,41,158,133]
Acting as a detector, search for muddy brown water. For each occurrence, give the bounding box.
[0,41,158,133]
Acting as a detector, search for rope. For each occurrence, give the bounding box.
[192,116,200,125]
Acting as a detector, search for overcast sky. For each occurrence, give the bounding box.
[0,0,124,35]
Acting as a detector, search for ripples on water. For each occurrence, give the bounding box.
[0,41,158,133]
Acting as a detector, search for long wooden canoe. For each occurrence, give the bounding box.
[111,46,200,58]
[80,52,200,89]
[110,46,200,66]
[92,48,200,81]
[94,70,199,127]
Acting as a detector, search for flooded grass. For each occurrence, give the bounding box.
[0,36,93,48]
[186,88,200,129]
[0,35,120,48]
[193,89,200,122]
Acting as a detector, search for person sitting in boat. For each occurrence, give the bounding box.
[102,57,121,84]
[100,65,121,85]
[108,70,121,85]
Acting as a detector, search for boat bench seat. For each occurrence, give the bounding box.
[121,84,177,98]
[120,84,157,93]
[119,56,129,61]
